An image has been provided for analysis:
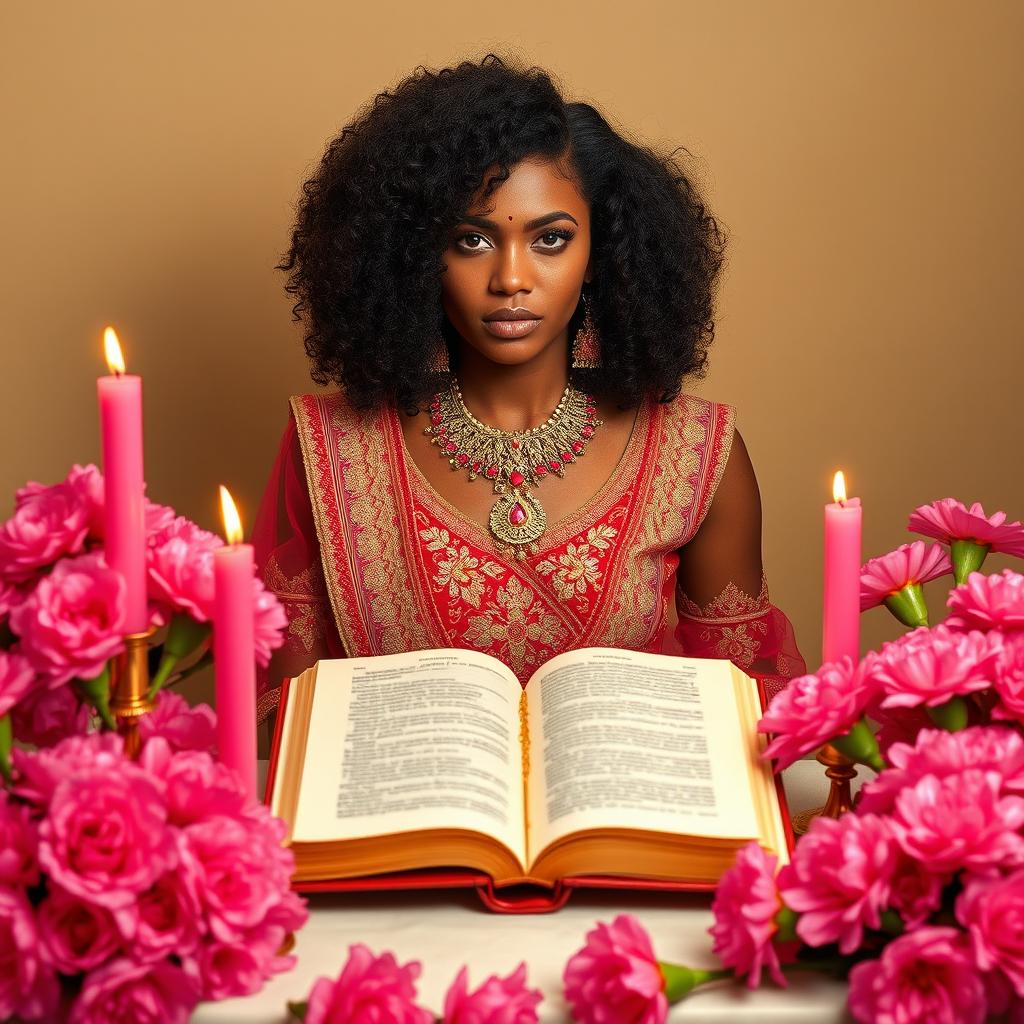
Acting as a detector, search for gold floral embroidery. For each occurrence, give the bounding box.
[418,525,505,609]
[696,619,769,668]
[463,576,564,672]
[677,573,771,623]
[261,556,330,655]
[535,524,618,606]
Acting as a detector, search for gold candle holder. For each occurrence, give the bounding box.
[109,626,158,759]
[791,743,858,836]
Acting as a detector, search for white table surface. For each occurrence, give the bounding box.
[193,760,868,1022]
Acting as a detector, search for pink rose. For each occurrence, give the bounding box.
[891,768,1024,875]
[38,758,176,910]
[858,725,1024,815]
[253,576,288,667]
[130,857,201,961]
[10,682,92,747]
[710,842,796,987]
[68,955,200,1024]
[0,470,94,582]
[139,738,247,826]
[995,633,1024,723]
[778,813,897,953]
[180,815,289,942]
[957,871,1024,996]
[443,962,542,1023]
[0,649,36,720]
[138,691,217,753]
[563,914,667,1024]
[304,944,434,1024]
[37,885,122,972]
[759,656,880,771]
[848,927,985,1024]
[0,791,38,887]
[146,516,222,621]
[947,569,1024,633]
[0,887,60,1022]
[9,550,126,685]
[11,731,125,810]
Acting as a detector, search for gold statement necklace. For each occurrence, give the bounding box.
[425,376,603,559]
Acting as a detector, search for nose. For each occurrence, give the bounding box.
[490,240,533,296]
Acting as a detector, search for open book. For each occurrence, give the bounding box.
[269,647,789,889]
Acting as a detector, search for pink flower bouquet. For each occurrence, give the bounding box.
[0,730,307,1022]
[0,463,287,770]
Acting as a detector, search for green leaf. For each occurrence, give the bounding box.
[0,713,11,783]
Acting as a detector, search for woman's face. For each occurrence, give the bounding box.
[440,157,592,368]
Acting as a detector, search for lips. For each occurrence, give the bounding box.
[483,307,541,322]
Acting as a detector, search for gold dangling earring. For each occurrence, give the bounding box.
[429,337,451,375]
[571,290,602,369]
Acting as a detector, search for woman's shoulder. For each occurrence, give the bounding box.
[287,389,391,432]
[656,390,737,440]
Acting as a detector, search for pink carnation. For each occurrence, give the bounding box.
[848,927,985,1024]
[563,914,667,1024]
[758,656,880,771]
[443,962,543,1023]
[0,791,39,887]
[957,871,1024,997]
[992,635,1024,728]
[146,516,222,621]
[778,814,897,954]
[0,887,60,1022]
[192,938,283,1000]
[11,731,125,809]
[874,624,1001,709]
[36,885,123,972]
[891,768,1024,875]
[710,841,796,987]
[304,944,434,1024]
[0,466,97,582]
[0,649,35,719]
[888,852,947,929]
[860,541,952,611]
[0,578,18,621]
[38,758,177,910]
[10,683,92,747]
[947,569,1024,632]
[858,725,1024,815]
[139,738,247,826]
[909,497,1024,555]
[252,576,288,667]
[138,691,217,753]
[130,859,202,962]
[9,550,126,685]
[68,956,200,1024]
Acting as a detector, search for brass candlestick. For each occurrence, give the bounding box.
[791,743,858,836]
[109,626,158,758]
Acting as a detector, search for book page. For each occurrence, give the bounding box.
[525,649,761,860]
[291,649,526,866]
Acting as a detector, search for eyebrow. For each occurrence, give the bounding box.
[459,211,579,231]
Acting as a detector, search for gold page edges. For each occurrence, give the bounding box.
[520,690,530,855]
[274,664,318,844]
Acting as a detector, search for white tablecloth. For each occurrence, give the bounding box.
[193,760,866,1022]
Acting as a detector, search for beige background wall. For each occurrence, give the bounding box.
[3,1,1022,708]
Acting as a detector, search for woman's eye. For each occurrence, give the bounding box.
[458,233,490,251]
[454,228,575,252]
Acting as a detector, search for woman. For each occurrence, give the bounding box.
[253,55,806,740]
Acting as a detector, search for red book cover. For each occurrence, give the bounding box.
[263,673,793,914]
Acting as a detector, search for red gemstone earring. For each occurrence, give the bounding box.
[571,290,602,370]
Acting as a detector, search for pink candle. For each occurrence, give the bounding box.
[214,486,257,800]
[97,327,148,633]
[823,471,862,667]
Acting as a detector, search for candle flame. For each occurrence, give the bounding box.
[833,470,848,504]
[103,327,126,376]
[219,485,244,544]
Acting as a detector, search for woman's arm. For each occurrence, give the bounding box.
[674,428,807,695]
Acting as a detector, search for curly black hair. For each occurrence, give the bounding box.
[277,53,728,411]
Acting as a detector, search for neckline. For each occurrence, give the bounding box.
[388,395,654,558]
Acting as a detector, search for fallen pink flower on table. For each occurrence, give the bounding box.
[442,961,542,1023]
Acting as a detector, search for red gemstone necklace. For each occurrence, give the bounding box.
[425,376,603,559]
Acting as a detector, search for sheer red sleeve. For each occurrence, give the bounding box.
[672,428,807,703]
[251,410,344,728]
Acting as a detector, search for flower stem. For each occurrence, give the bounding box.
[0,713,11,783]
[927,695,968,732]
[77,666,116,730]
[830,718,886,772]
[883,583,929,629]
[285,1000,308,1021]
[950,539,990,586]
[659,961,731,1002]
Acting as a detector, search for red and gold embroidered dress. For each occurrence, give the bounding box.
[253,391,806,726]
